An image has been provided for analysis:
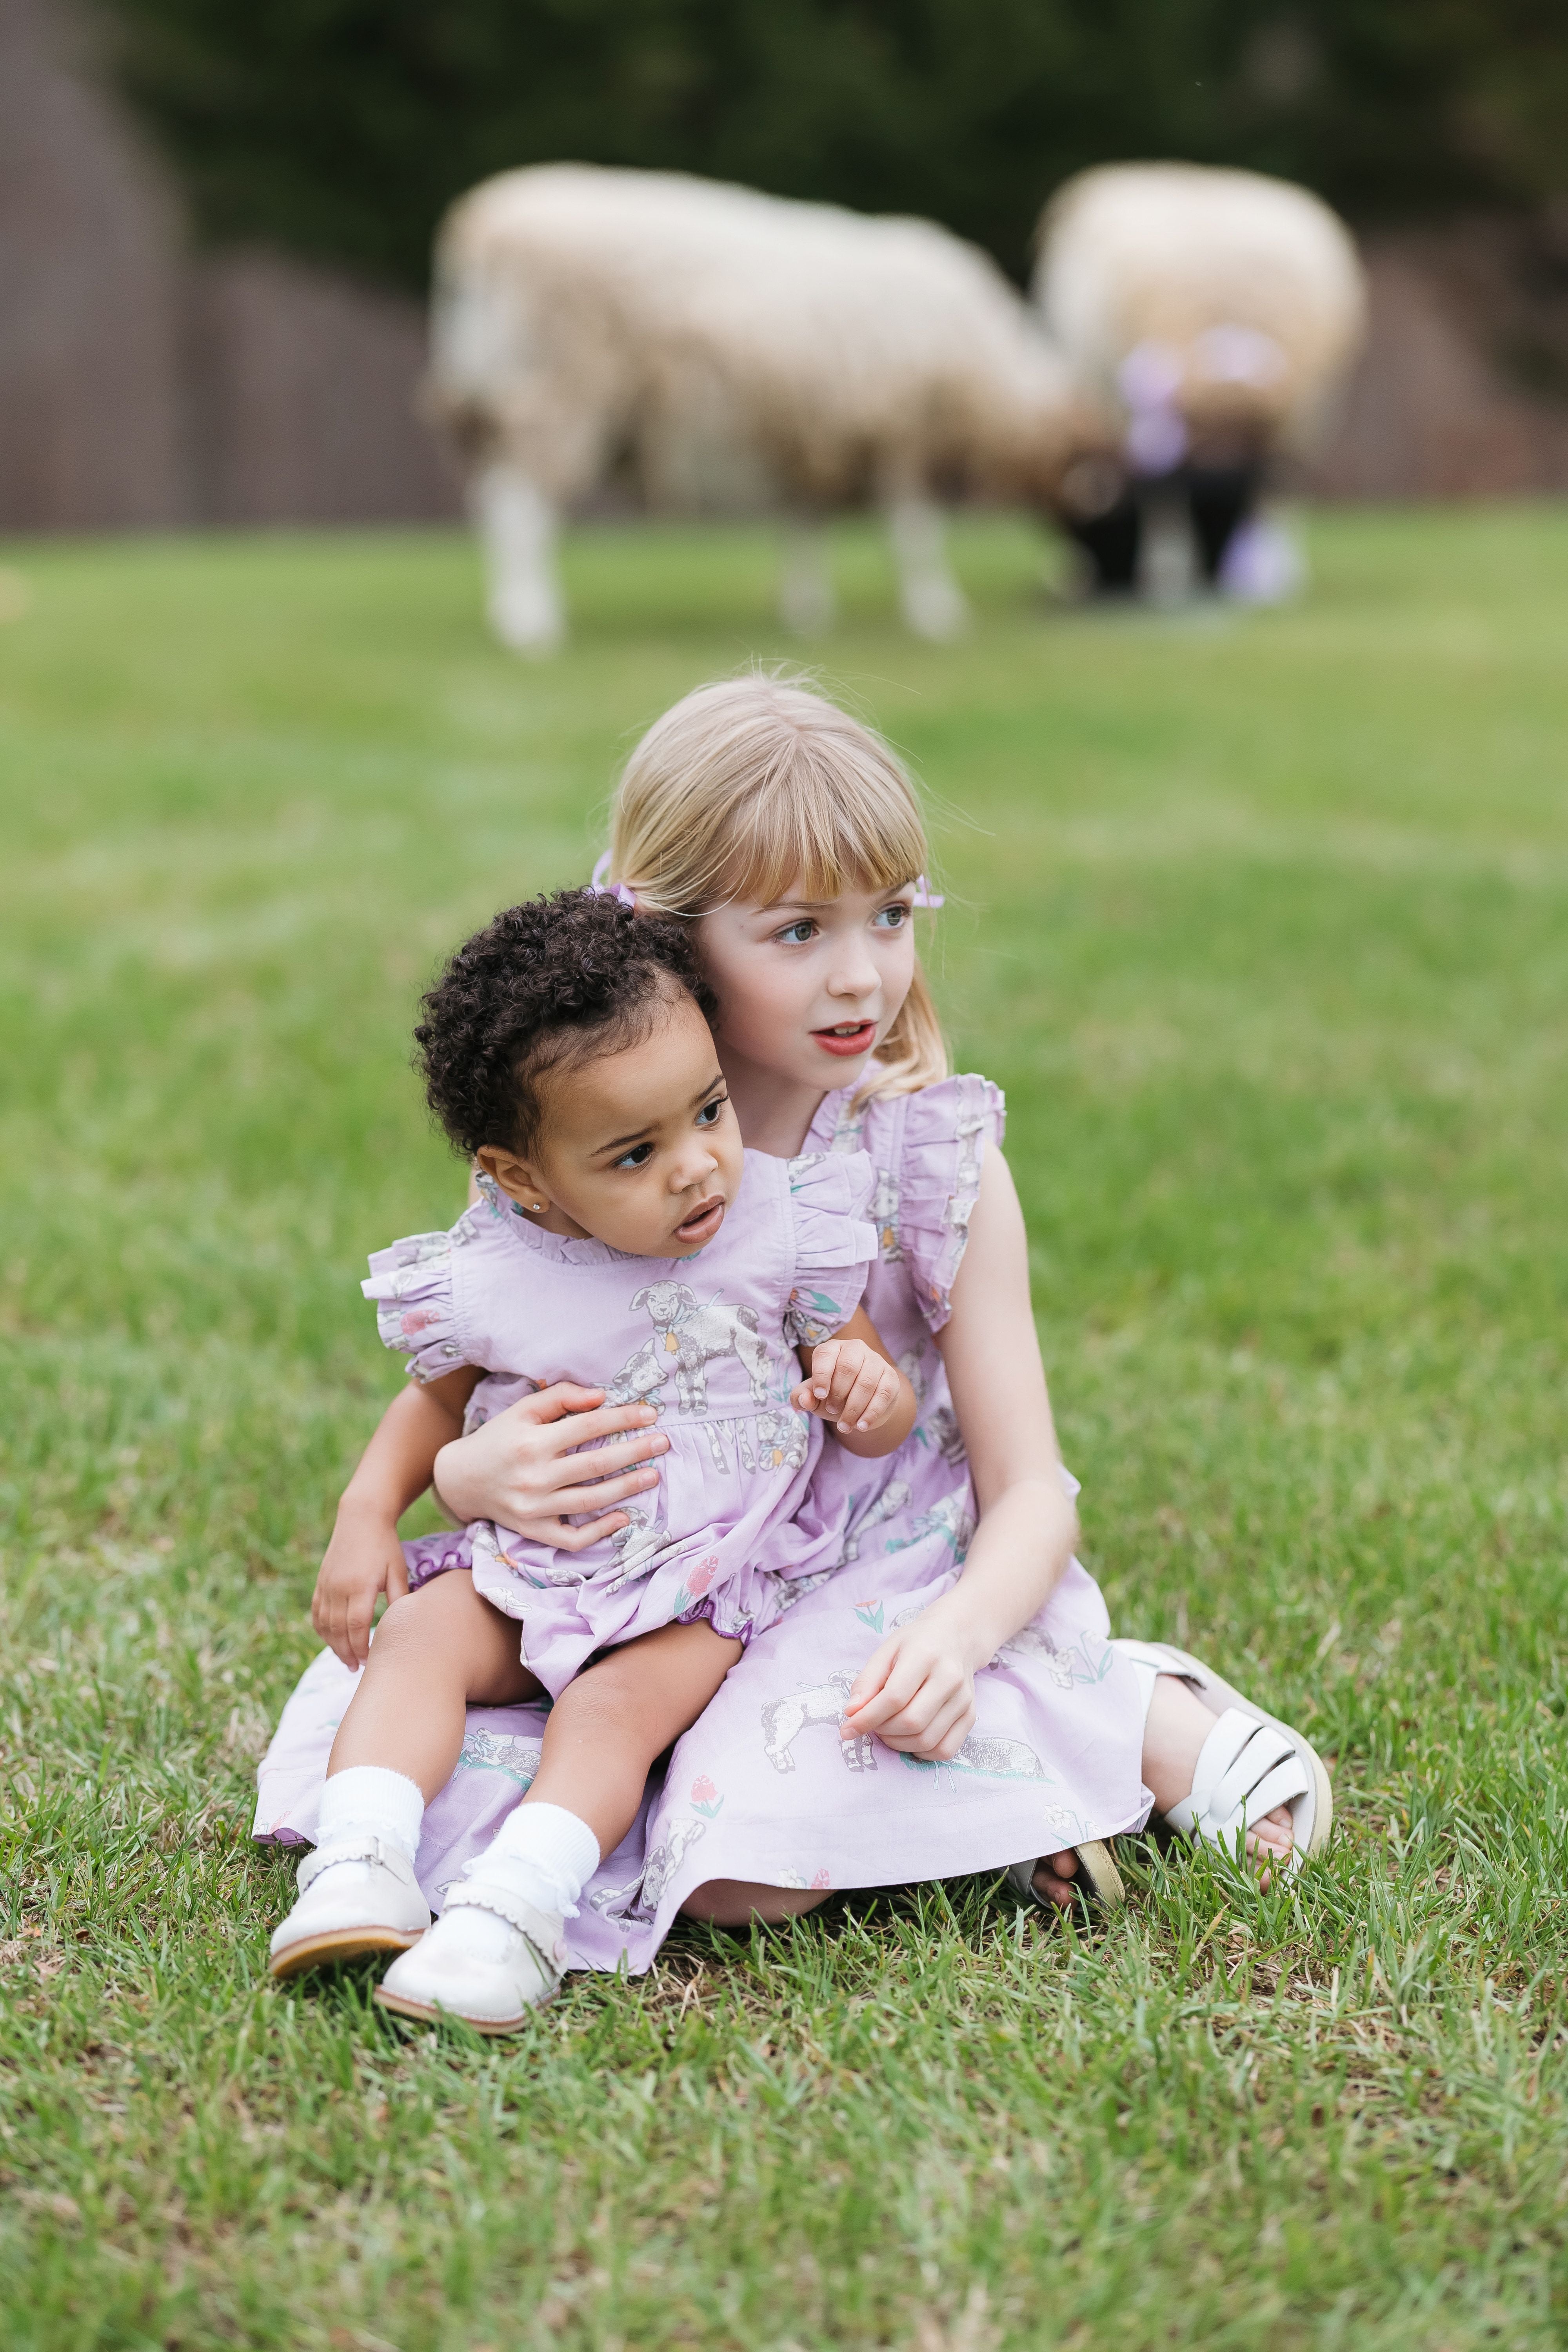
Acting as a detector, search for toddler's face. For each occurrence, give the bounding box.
[478,993,743,1259]
[696,878,918,1097]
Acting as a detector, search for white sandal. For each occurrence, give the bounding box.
[1112,1638,1332,1871]
[1006,1838,1126,1915]
[375,1882,566,2033]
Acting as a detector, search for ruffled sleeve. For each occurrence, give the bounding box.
[362,1226,473,1385]
[897,1074,1006,1333]
[782,1149,879,1348]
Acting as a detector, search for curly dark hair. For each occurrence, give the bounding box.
[414,890,718,1160]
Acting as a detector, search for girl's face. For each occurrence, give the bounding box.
[696,879,918,1096]
[476,993,744,1259]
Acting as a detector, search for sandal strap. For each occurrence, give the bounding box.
[1206,1722,1297,1823]
[297,1833,415,1894]
[443,1881,567,1970]
[1166,1709,1311,1845]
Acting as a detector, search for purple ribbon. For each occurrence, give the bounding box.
[588,852,637,908]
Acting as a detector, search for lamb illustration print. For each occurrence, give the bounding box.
[452,1729,543,1788]
[885,1490,974,1563]
[588,1818,709,1922]
[838,1479,912,1565]
[899,1732,1050,1782]
[609,1282,772,1415]
[761,1671,879,1774]
[737,1409,810,1474]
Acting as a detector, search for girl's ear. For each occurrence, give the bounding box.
[475,1144,549,1215]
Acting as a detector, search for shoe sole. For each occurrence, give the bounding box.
[1072,1838,1126,1909]
[1121,1640,1334,1863]
[268,1925,426,1981]
[373,1983,548,2034]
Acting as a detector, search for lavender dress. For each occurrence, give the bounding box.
[255,1076,1152,1967]
[358,1149,877,1689]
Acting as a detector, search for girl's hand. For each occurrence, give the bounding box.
[790,1338,901,1434]
[312,1504,411,1671]
[840,1597,988,1762]
[433,1383,668,1547]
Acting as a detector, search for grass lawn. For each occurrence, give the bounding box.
[2,507,1568,2350]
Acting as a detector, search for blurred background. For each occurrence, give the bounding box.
[5,0,1568,535]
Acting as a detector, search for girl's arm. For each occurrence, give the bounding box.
[841,1148,1078,1760]
[316,1374,675,1668]
[313,1369,479,1669]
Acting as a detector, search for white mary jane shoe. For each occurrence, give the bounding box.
[375,1882,567,2034]
[1113,1638,1333,1872]
[268,1834,431,1980]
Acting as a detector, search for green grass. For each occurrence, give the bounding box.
[3,508,1568,2349]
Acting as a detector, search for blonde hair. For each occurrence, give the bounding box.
[605,674,947,1102]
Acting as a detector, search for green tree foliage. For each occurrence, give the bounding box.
[102,0,1568,289]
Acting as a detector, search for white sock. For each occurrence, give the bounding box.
[431,1804,600,1966]
[316,1766,425,1866]
[472,1801,600,1918]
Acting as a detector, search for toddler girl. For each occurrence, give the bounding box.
[267,888,913,2027]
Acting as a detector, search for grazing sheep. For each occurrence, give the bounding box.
[1032,163,1367,599]
[427,163,1090,649]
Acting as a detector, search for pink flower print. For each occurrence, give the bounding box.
[401,1306,441,1336]
[810,1868,832,1891]
[683,1553,720,1598]
[689,1773,725,1820]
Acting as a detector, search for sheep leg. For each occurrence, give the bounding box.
[469,460,565,654]
[1136,487,1199,606]
[885,494,968,641]
[778,519,836,634]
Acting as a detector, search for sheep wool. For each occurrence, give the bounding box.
[1033,162,1368,465]
[426,163,1097,648]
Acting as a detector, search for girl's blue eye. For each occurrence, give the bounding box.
[778,919,816,944]
[873,903,910,929]
[695,1098,725,1128]
[614,1142,655,1170]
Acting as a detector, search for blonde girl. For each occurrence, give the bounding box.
[257,676,1328,1996]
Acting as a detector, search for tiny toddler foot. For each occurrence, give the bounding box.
[1030,1849,1079,1909]
[377,1884,566,2032]
[1008,1841,1125,1915]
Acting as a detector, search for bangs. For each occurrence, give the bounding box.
[612,672,934,917]
[712,746,929,912]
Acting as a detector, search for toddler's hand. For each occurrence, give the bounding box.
[311,1505,411,1670]
[790,1338,901,1433]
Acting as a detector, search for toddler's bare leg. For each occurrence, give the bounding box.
[680,1880,830,1928]
[327,1572,542,1800]
[525,1619,743,1858]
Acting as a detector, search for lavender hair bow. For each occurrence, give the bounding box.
[588,852,637,908]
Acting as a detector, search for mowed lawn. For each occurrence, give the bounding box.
[2,509,1567,2351]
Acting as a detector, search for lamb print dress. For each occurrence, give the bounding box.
[255,1076,1152,1965]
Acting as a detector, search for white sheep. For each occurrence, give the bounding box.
[427,163,1090,649]
[1032,163,1367,599]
